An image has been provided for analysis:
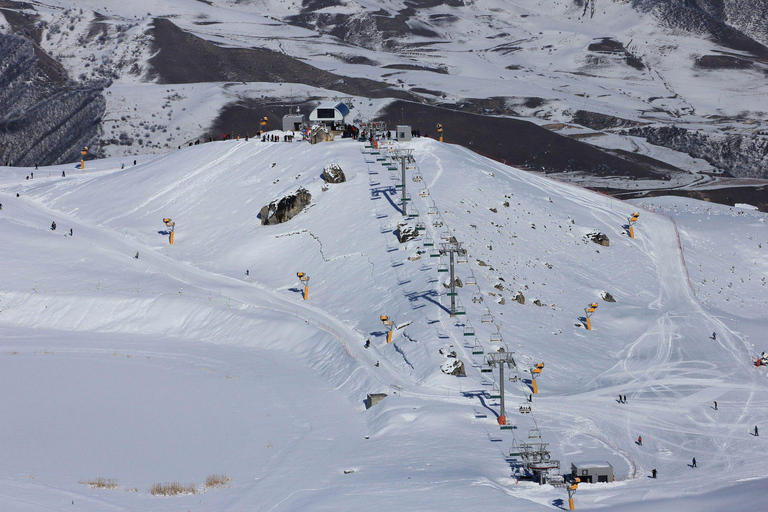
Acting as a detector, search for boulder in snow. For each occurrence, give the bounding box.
[587,231,610,246]
[601,292,616,302]
[441,359,466,376]
[259,188,312,225]
[322,163,346,183]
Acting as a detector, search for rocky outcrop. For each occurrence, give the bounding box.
[443,277,463,288]
[396,221,419,243]
[441,358,466,376]
[0,33,105,166]
[602,292,616,302]
[259,188,311,225]
[514,292,525,304]
[322,163,346,183]
[586,231,610,246]
[624,126,768,179]
[309,126,334,144]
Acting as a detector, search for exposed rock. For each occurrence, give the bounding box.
[533,299,544,307]
[309,126,335,144]
[322,163,346,183]
[498,296,505,305]
[396,221,419,243]
[477,260,488,267]
[586,231,610,246]
[260,188,311,225]
[439,347,457,358]
[514,292,525,304]
[494,283,504,291]
[602,292,616,302]
[441,358,466,376]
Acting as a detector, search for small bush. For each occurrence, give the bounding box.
[204,474,232,489]
[81,478,118,489]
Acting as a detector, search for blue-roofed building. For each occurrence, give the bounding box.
[309,102,351,128]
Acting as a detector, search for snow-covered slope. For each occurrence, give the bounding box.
[1,136,766,510]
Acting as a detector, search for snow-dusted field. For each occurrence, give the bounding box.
[1,137,766,510]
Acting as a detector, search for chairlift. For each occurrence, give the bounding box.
[427,206,439,215]
[455,303,466,315]
[490,382,501,399]
[415,221,426,231]
[424,237,435,247]
[471,293,484,303]
[457,253,468,264]
[402,194,412,203]
[430,248,440,258]
[419,189,429,197]
[528,428,542,439]
[408,208,419,218]
[519,404,531,414]
[465,275,477,285]
[433,219,444,228]
[412,173,423,182]
[508,374,519,382]
[406,164,416,170]
[437,262,449,272]
[440,230,452,240]
[464,325,475,337]
[481,313,494,324]
[490,332,503,343]
[480,366,493,373]
[472,340,484,355]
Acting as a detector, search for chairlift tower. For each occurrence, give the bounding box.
[439,240,464,316]
[393,148,415,216]
[485,349,517,428]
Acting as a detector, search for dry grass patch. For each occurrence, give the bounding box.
[148,481,198,496]
[80,478,118,489]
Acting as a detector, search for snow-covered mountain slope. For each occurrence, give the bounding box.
[1,136,766,510]
[2,0,767,180]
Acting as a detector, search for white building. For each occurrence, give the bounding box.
[308,102,350,128]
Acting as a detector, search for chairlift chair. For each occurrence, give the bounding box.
[465,275,477,286]
[471,293,484,303]
[408,208,419,218]
[519,404,531,414]
[528,428,542,439]
[437,262,449,272]
[490,382,501,399]
[464,325,475,337]
[472,340,484,355]
[419,189,429,197]
[429,248,440,257]
[457,253,468,264]
[412,173,423,182]
[455,303,466,315]
[433,219,444,227]
[440,230,452,240]
[427,206,439,215]
[482,313,494,324]
[424,237,435,247]
[490,332,503,343]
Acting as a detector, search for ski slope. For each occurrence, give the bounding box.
[1,136,766,511]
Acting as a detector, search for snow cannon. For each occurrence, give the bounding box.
[755,351,768,367]
[567,477,580,510]
[436,123,443,142]
[584,303,598,330]
[628,212,640,239]
[381,315,394,344]
[163,217,175,245]
[260,116,268,135]
[80,146,89,170]
[531,362,544,394]
[297,272,310,300]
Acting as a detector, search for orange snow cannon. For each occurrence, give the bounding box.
[628,212,640,239]
[163,218,175,245]
[381,315,394,343]
[297,272,310,300]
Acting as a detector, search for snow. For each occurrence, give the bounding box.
[1,136,767,510]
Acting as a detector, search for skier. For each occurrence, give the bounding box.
[0,203,3,210]
[133,160,137,166]
[714,401,718,410]
[375,361,379,367]
[121,163,125,169]
[619,394,623,404]
[135,251,139,260]
[528,394,532,402]
[35,164,38,170]
[30,172,33,179]
[651,469,657,479]
[364,339,370,349]
[246,270,249,276]
[624,394,628,403]
[638,436,642,446]
[712,332,717,340]
[62,171,65,177]
[692,457,697,468]
[69,228,73,236]
[755,426,759,437]
[51,221,56,231]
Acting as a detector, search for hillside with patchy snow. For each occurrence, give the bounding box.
[1,135,766,511]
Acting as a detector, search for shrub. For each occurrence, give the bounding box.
[80,478,118,489]
[148,481,197,496]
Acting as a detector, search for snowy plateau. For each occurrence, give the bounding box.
[1,134,768,511]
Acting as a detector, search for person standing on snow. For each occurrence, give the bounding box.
[692,457,697,468]
[638,436,642,446]
[714,401,718,410]
[712,332,717,340]
[755,426,759,437]
[51,221,56,231]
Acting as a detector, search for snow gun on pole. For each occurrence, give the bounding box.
[531,362,544,394]
[628,212,639,238]
[381,315,394,344]
[585,302,597,330]
[567,477,580,510]
[297,272,310,300]
[260,116,268,135]
[436,123,443,143]
[163,218,175,245]
[80,146,88,170]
